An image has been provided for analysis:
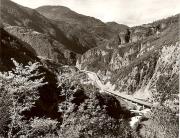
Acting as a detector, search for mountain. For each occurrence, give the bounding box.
[36,6,125,51]
[1,0,58,37]
[77,14,180,101]
[0,0,90,60]
[1,0,179,137]
[1,0,130,64]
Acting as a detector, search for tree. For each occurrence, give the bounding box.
[0,59,47,137]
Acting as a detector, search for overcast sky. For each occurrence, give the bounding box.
[11,0,180,26]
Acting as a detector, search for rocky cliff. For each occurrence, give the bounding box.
[77,14,180,101]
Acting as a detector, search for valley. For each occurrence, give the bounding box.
[0,0,179,137]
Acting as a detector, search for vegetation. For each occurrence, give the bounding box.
[57,70,137,138]
[0,60,137,137]
[0,48,178,137]
[141,106,179,138]
[151,44,179,107]
[0,59,47,137]
[58,90,135,138]
[138,44,179,138]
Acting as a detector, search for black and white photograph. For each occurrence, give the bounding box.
[0,0,180,137]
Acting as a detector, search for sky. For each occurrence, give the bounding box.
[11,0,180,26]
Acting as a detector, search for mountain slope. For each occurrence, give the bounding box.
[106,22,129,34]
[36,6,126,51]
[1,0,58,36]
[1,0,129,60]
[0,27,38,71]
[77,14,180,101]
[4,26,77,65]
[0,0,91,56]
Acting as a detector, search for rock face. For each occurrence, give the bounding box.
[77,14,180,100]
[113,15,179,45]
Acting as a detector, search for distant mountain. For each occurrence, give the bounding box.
[36,6,104,26]
[1,0,130,63]
[36,6,125,51]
